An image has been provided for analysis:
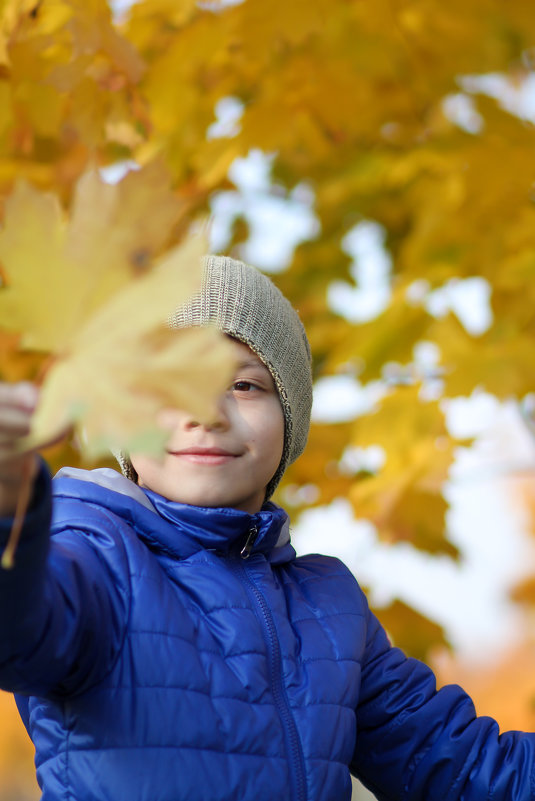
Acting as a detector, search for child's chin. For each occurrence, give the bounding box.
[167,487,236,509]
[181,494,239,509]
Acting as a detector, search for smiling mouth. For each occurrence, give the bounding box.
[167,448,240,465]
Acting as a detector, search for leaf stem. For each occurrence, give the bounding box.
[1,457,34,570]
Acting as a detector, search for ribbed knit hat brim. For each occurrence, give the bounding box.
[169,255,313,497]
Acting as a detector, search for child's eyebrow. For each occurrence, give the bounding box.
[237,358,269,372]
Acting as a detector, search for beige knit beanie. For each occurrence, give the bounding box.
[117,254,313,499]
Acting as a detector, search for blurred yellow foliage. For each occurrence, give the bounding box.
[0,5,535,790]
[0,691,38,800]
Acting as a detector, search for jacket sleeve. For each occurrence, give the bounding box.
[0,461,131,698]
[351,598,535,801]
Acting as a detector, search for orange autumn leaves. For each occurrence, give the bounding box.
[0,163,235,459]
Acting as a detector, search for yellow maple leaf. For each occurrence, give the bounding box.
[0,179,76,352]
[29,232,235,458]
[0,163,183,351]
[0,169,235,458]
[65,161,183,303]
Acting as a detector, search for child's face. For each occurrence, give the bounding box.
[130,341,285,513]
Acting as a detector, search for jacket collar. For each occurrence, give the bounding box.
[54,467,294,564]
[142,487,290,560]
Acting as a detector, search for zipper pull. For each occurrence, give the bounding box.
[240,524,258,559]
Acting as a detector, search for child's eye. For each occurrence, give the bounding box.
[231,381,258,393]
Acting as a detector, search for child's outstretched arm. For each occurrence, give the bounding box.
[0,381,130,699]
[352,598,535,800]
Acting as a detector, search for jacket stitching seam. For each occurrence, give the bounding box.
[280,572,354,585]
[301,656,361,664]
[126,629,265,657]
[80,683,358,710]
[289,612,365,624]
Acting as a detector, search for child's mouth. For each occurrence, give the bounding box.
[167,448,239,465]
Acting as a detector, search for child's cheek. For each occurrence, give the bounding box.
[155,409,183,430]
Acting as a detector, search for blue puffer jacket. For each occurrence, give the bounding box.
[1,464,535,801]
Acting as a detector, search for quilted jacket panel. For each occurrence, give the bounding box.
[1,465,535,801]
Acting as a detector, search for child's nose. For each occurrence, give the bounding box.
[184,396,231,432]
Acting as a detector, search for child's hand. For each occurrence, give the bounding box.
[0,382,39,518]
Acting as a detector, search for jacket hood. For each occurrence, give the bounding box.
[53,467,294,565]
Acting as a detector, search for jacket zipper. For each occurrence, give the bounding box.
[240,524,257,559]
[232,526,307,801]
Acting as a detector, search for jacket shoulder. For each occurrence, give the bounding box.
[290,552,363,589]
[281,552,370,620]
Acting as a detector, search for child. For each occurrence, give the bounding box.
[0,255,534,801]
